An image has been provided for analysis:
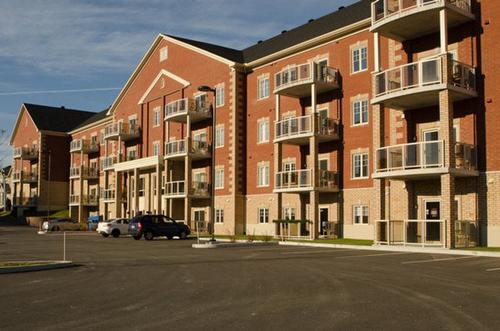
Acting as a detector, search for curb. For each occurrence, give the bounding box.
[279,241,500,258]
[193,241,276,249]
[0,261,75,274]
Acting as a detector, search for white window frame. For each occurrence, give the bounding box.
[215,85,225,107]
[257,162,270,187]
[352,99,369,126]
[353,205,369,224]
[351,45,368,74]
[215,167,224,189]
[160,47,168,62]
[215,209,224,223]
[257,76,270,100]
[153,107,161,127]
[215,125,224,148]
[282,207,296,220]
[258,208,269,224]
[257,119,270,144]
[352,152,369,179]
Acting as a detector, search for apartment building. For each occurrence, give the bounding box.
[9,0,500,247]
[9,104,97,217]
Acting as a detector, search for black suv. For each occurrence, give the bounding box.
[129,214,190,241]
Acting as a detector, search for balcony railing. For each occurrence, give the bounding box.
[164,98,212,122]
[375,219,446,248]
[165,140,186,158]
[82,195,99,206]
[69,194,80,205]
[274,62,339,97]
[70,139,100,154]
[372,0,471,25]
[100,189,115,202]
[13,196,38,207]
[103,122,141,141]
[318,170,339,190]
[275,169,312,191]
[372,55,476,108]
[165,181,186,197]
[101,156,116,171]
[191,181,210,197]
[12,171,38,183]
[13,146,39,160]
[375,140,477,177]
[274,115,340,144]
[70,166,81,178]
[82,167,99,179]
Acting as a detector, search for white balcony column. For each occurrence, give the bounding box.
[134,168,139,215]
[373,104,386,221]
[156,163,162,215]
[185,113,192,226]
[275,94,282,221]
[147,173,152,212]
[374,32,381,72]
[78,164,84,222]
[310,82,320,238]
[115,171,122,218]
[439,8,448,54]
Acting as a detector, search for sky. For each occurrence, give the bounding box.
[0,0,358,167]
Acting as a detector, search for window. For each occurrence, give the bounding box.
[215,209,224,223]
[216,85,224,107]
[353,205,369,224]
[160,47,168,62]
[258,208,269,224]
[352,46,368,73]
[352,99,369,126]
[153,142,160,156]
[153,108,161,127]
[257,163,269,187]
[283,207,296,220]
[215,125,224,148]
[139,177,145,197]
[352,152,369,179]
[283,161,296,172]
[258,76,270,99]
[258,119,270,143]
[215,167,224,189]
[90,135,97,145]
[195,94,208,111]
[152,175,157,195]
[128,149,137,161]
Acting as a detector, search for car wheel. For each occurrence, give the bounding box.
[179,231,188,240]
[144,232,154,241]
[101,233,109,238]
[133,234,142,240]
[111,229,120,238]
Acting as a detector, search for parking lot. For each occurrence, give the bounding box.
[1,226,500,330]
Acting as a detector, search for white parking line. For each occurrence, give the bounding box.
[281,249,355,255]
[486,267,500,272]
[402,256,477,265]
[335,252,410,259]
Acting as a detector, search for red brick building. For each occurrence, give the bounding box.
[9,0,500,247]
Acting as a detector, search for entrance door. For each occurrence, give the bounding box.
[425,201,441,242]
[194,209,206,232]
[319,208,329,236]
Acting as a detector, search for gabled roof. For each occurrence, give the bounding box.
[71,108,110,132]
[23,103,97,132]
[163,0,371,64]
[165,35,244,63]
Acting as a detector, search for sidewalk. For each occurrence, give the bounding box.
[279,241,500,258]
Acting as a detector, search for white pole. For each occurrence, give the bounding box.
[63,231,66,262]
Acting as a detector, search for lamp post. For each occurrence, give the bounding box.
[197,85,217,242]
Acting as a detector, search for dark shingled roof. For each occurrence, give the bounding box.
[72,108,110,131]
[165,0,371,64]
[23,103,97,133]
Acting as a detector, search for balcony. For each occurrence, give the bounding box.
[70,139,100,154]
[191,181,210,198]
[164,139,211,160]
[12,171,38,183]
[13,196,38,207]
[13,146,39,160]
[274,114,340,145]
[82,167,99,179]
[374,140,478,179]
[375,219,446,247]
[101,156,117,171]
[164,98,212,123]
[274,62,340,98]
[165,181,186,198]
[371,0,474,41]
[101,189,115,202]
[372,55,476,109]
[103,122,141,141]
[82,195,99,206]
[275,169,312,193]
[317,170,340,192]
[69,166,81,179]
[69,194,80,206]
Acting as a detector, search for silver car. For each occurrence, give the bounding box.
[96,218,130,238]
[42,218,80,232]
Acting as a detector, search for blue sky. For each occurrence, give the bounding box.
[0,0,357,166]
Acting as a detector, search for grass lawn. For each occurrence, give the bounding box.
[200,234,276,242]
[0,261,57,269]
[49,210,69,218]
[294,238,374,246]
